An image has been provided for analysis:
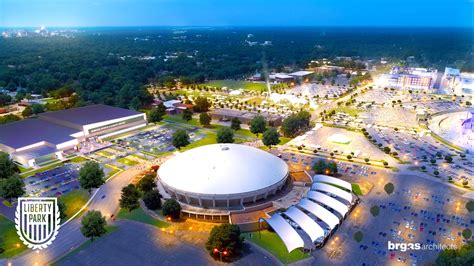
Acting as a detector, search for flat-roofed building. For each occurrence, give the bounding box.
[0,104,147,167]
[210,108,282,126]
[441,67,474,96]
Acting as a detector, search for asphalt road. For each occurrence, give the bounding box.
[2,167,143,266]
[57,220,280,266]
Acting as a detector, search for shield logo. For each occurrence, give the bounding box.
[15,197,61,250]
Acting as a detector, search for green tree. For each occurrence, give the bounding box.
[230,117,241,131]
[58,201,67,222]
[216,127,235,143]
[445,155,453,163]
[137,174,157,193]
[280,111,311,137]
[462,229,472,240]
[142,190,161,210]
[80,210,107,242]
[79,162,105,194]
[249,115,266,137]
[148,103,166,123]
[327,162,338,176]
[22,106,33,117]
[384,183,395,194]
[312,160,327,174]
[0,152,19,179]
[262,128,280,149]
[466,201,474,212]
[193,96,211,112]
[199,112,211,127]
[129,96,142,111]
[162,199,181,219]
[354,231,363,242]
[370,205,380,217]
[0,175,24,202]
[119,184,141,212]
[31,103,45,115]
[206,224,244,260]
[182,109,193,121]
[172,129,190,150]
[435,241,474,265]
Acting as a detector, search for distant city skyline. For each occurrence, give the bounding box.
[0,0,473,28]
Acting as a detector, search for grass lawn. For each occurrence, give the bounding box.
[68,156,89,163]
[331,107,362,117]
[0,215,27,259]
[200,80,267,92]
[2,200,12,207]
[104,164,121,179]
[131,154,148,161]
[117,208,170,228]
[181,132,217,151]
[117,156,139,166]
[51,225,118,265]
[243,230,310,264]
[16,164,30,173]
[58,188,91,220]
[351,183,363,196]
[279,137,292,145]
[20,161,65,178]
[164,114,200,127]
[96,150,114,158]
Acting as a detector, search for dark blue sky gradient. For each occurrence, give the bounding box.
[1,0,473,27]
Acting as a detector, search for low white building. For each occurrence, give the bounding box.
[441,67,474,96]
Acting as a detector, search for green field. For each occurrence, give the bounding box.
[58,188,91,220]
[117,156,139,166]
[117,208,170,228]
[243,230,310,264]
[0,215,27,259]
[181,132,217,151]
[20,161,65,178]
[200,80,268,92]
[68,156,89,163]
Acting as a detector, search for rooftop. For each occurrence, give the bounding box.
[38,104,142,126]
[0,119,79,149]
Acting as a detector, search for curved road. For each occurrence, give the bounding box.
[2,167,143,265]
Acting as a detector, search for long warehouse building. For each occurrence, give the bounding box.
[0,104,147,167]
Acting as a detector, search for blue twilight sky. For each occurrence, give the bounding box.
[0,0,473,27]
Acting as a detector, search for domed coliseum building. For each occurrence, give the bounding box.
[158,144,289,208]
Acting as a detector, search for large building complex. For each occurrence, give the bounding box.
[158,144,289,208]
[0,104,147,167]
[441,67,474,96]
[376,67,438,92]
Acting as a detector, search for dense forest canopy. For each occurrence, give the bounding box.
[0,27,472,108]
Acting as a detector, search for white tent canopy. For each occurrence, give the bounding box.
[261,214,304,253]
[284,206,325,243]
[298,198,340,230]
[307,191,349,218]
[312,175,352,192]
[311,183,353,204]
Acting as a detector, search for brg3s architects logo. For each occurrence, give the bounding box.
[15,197,61,250]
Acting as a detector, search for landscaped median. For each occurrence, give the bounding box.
[242,230,310,264]
[117,207,170,228]
[58,188,91,220]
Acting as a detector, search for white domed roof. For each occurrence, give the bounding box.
[158,144,288,195]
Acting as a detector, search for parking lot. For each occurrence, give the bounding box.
[24,164,81,197]
[313,171,474,266]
